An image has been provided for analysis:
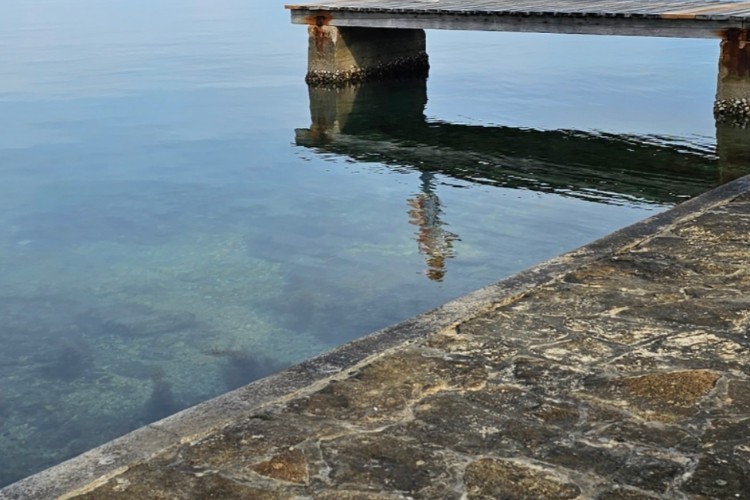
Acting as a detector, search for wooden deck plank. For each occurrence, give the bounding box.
[662,0,750,18]
[554,1,707,15]
[286,0,749,37]
[286,0,749,17]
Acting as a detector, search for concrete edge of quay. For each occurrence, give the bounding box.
[3,175,750,500]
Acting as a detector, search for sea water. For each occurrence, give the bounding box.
[0,0,723,487]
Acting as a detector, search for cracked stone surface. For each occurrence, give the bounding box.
[7,182,750,499]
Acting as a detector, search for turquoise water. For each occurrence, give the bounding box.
[0,0,727,487]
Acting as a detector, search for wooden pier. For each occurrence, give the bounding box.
[286,0,750,38]
[286,1,750,118]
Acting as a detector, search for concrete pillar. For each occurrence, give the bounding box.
[306,25,429,86]
[715,29,750,125]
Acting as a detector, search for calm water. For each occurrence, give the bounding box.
[0,0,728,487]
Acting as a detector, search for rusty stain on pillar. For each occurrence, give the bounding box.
[304,11,429,86]
[714,28,750,124]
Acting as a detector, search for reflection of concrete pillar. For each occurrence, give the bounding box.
[296,86,358,145]
[715,29,750,124]
[306,25,428,86]
[717,122,750,183]
[295,79,428,146]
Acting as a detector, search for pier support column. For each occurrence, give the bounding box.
[306,24,429,86]
[715,29,750,124]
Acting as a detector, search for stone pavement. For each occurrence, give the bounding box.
[4,176,750,499]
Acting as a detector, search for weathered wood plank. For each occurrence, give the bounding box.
[286,0,743,13]
[662,0,750,19]
[285,0,750,24]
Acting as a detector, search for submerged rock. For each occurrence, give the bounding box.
[36,336,94,381]
[78,303,197,337]
[103,311,196,337]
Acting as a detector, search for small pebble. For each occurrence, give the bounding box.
[716,479,728,486]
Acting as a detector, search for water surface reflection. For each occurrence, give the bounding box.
[296,79,739,280]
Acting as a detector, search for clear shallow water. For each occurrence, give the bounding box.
[0,0,728,487]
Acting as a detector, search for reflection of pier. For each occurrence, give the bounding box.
[295,80,743,207]
[286,1,750,117]
[295,79,750,282]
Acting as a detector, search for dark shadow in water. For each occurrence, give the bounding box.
[36,335,94,382]
[76,303,197,338]
[204,348,284,391]
[0,395,8,420]
[143,368,182,423]
[263,271,411,344]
